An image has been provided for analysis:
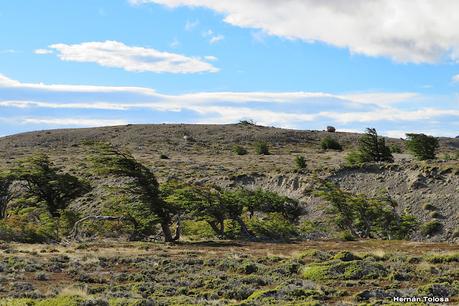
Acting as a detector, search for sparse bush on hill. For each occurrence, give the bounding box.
[320,136,342,151]
[406,133,439,160]
[345,128,393,165]
[294,156,307,171]
[232,145,248,155]
[255,142,270,155]
[420,220,443,236]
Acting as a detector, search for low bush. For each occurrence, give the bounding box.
[255,142,270,155]
[294,155,307,170]
[247,213,298,240]
[320,136,342,151]
[232,145,248,155]
[420,220,443,236]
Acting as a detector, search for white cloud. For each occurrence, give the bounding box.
[21,117,127,127]
[1,74,458,136]
[202,29,224,45]
[34,49,53,55]
[209,34,224,44]
[47,40,218,73]
[132,0,459,63]
[452,74,459,83]
[185,19,199,31]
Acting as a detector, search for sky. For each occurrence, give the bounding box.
[0,0,459,138]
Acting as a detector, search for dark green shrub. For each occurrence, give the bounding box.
[321,136,342,151]
[294,156,307,170]
[247,213,298,240]
[255,142,270,155]
[406,133,439,160]
[232,145,248,155]
[420,220,443,236]
[423,203,436,211]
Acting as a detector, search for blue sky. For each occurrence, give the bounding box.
[1,0,458,137]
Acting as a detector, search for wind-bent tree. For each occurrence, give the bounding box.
[346,128,393,164]
[405,133,439,160]
[13,154,89,217]
[161,181,227,237]
[0,171,13,219]
[359,128,393,162]
[88,142,178,242]
[316,181,417,239]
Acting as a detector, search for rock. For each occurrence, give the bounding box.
[326,126,336,132]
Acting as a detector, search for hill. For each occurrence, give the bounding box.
[0,123,458,242]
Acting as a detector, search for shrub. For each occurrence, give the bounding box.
[420,221,443,236]
[255,142,270,155]
[232,145,248,155]
[247,213,298,240]
[423,203,437,211]
[294,156,307,170]
[159,154,169,159]
[390,144,402,153]
[321,136,342,151]
[181,220,215,240]
[405,133,439,160]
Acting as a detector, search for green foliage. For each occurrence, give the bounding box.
[316,181,417,239]
[255,141,270,155]
[294,155,307,170]
[320,136,342,151]
[344,150,368,166]
[425,253,459,264]
[423,203,437,211]
[302,260,387,281]
[247,213,298,240]
[161,181,301,240]
[232,145,248,155]
[12,154,89,217]
[420,220,443,236]
[0,206,58,243]
[355,128,393,163]
[405,133,439,160]
[181,220,216,240]
[0,170,13,219]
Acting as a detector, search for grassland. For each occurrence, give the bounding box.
[0,240,458,305]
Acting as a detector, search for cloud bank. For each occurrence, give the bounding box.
[131,0,459,63]
[38,41,218,73]
[0,74,457,136]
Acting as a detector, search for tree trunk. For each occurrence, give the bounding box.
[235,217,255,240]
[161,221,175,242]
[208,220,225,237]
[173,215,181,241]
